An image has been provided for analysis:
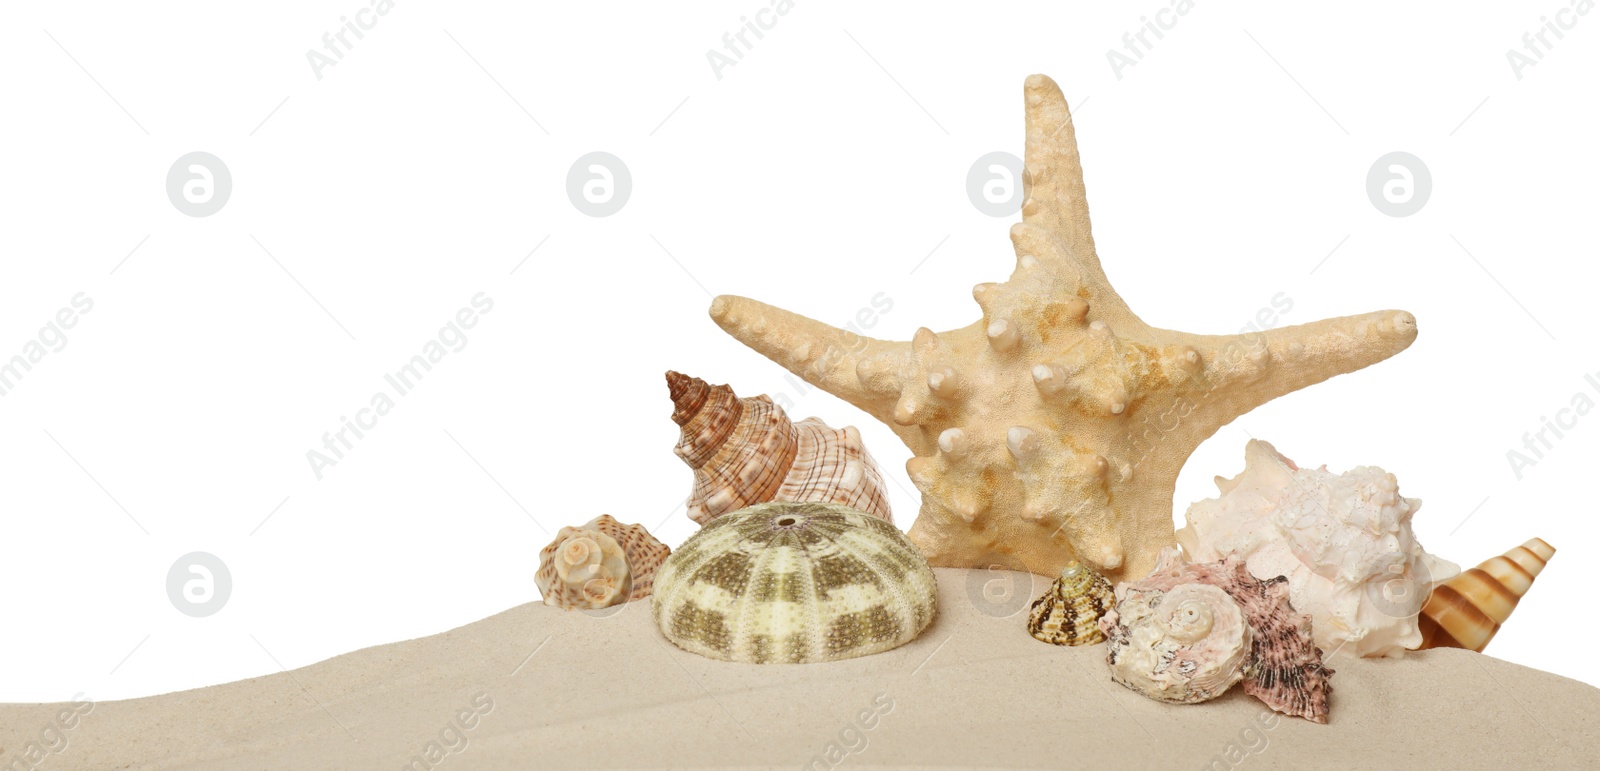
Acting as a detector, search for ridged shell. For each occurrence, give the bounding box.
[1027,562,1114,646]
[650,501,936,664]
[1117,549,1335,723]
[1178,439,1460,658]
[1417,538,1554,652]
[1100,581,1251,703]
[536,515,670,610]
[668,371,892,526]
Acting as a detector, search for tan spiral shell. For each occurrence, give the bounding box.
[1416,537,1554,653]
[667,371,892,526]
[535,515,671,610]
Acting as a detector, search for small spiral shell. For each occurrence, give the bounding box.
[535,515,670,610]
[1027,561,1114,646]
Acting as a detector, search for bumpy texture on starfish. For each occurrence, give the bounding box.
[708,74,1417,581]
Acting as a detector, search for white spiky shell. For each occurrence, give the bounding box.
[651,501,935,664]
[667,371,892,526]
[1177,440,1460,658]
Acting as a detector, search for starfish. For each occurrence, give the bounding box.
[707,74,1417,582]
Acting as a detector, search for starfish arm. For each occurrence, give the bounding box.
[1021,74,1131,318]
[709,295,906,420]
[1181,309,1418,427]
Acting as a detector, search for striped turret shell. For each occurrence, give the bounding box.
[668,371,892,526]
[1416,538,1555,653]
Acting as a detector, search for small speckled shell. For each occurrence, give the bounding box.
[667,371,893,526]
[650,501,936,664]
[1120,549,1334,723]
[1027,562,1114,646]
[536,515,670,610]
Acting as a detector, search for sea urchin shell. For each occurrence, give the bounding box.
[651,502,936,664]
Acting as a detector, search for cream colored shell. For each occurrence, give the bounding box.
[1178,440,1460,658]
[536,515,670,610]
[1102,582,1250,704]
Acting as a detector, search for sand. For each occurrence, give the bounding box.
[3,569,1596,770]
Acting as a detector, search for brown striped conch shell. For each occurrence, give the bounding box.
[1416,537,1554,652]
[1028,561,1115,646]
[1103,548,1335,723]
[667,371,892,526]
[536,515,670,610]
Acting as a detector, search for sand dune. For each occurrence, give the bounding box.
[3,569,1596,770]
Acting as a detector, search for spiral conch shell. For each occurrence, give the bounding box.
[535,515,670,610]
[1102,549,1335,723]
[1101,581,1251,703]
[668,371,892,526]
[1027,562,1115,646]
[1178,440,1460,658]
[1417,538,1555,652]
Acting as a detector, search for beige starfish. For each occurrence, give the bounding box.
[707,74,1417,581]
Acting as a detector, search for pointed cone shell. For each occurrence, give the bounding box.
[536,515,671,610]
[651,502,937,663]
[1028,562,1114,646]
[1416,538,1554,653]
[667,372,893,526]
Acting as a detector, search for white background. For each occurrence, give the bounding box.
[2,1,1595,702]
